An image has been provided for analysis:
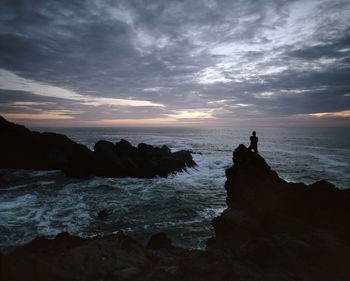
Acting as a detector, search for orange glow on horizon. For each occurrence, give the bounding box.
[83,118,177,126]
[308,110,350,118]
[84,110,215,126]
[168,110,213,119]
[3,113,74,120]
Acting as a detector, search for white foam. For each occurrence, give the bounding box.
[197,207,226,219]
[1,126,349,253]
[1,184,29,191]
[36,181,56,185]
[0,194,37,212]
[28,170,60,177]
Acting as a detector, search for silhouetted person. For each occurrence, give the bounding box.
[248,131,258,153]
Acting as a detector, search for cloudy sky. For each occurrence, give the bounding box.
[0,0,349,126]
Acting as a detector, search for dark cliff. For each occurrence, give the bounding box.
[207,144,350,280]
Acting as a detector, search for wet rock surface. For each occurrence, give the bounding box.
[1,231,262,281]
[87,139,196,178]
[207,144,350,280]
[2,140,350,280]
[1,232,150,281]
[146,232,172,250]
[0,116,196,178]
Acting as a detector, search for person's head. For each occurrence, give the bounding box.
[252,131,256,136]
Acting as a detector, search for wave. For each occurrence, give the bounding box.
[1,126,349,253]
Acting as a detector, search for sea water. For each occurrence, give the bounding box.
[0,126,349,253]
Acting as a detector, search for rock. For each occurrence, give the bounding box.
[2,143,350,280]
[147,232,172,250]
[161,145,171,154]
[189,150,202,155]
[1,231,151,281]
[98,209,110,218]
[116,139,137,155]
[209,145,350,245]
[0,115,30,134]
[61,144,95,178]
[55,231,70,241]
[112,266,141,280]
[74,139,197,178]
[0,115,196,178]
[0,115,93,173]
[92,139,196,178]
[94,140,116,155]
[206,144,350,280]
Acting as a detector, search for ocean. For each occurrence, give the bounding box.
[0,126,349,254]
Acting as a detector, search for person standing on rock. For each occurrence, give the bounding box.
[248,131,258,153]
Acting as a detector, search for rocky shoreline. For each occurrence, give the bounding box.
[1,144,350,280]
[0,116,196,178]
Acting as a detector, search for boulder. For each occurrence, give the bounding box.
[146,232,172,250]
[116,139,137,156]
[98,209,110,219]
[94,140,116,155]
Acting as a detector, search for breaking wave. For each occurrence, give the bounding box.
[0,126,349,253]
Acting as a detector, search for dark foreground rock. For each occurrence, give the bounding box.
[207,144,350,280]
[0,115,196,178]
[2,143,350,281]
[0,231,294,281]
[0,115,93,173]
[1,232,151,281]
[146,232,172,250]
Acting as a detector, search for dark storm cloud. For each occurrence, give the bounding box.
[0,89,73,107]
[0,0,291,88]
[0,0,350,124]
[0,1,140,94]
[0,89,82,115]
[287,33,350,61]
[207,66,350,117]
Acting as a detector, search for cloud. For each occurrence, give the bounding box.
[0,88,167,124]
[0,0,350,125]
[308,110,350,118]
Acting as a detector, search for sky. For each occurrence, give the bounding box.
[0,0,350,127]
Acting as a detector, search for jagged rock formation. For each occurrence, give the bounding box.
[80,139,195,178]
[146,232,172,250]
[0,115,92,172]
[0,115,196,178]
[1,232,152,281]
[1,143,350,281]
[207,144,350,280]
[1,231,214,281]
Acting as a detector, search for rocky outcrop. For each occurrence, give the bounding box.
[0,115,93,172]
[207,144,350,280]
[2,141,350,280]
[0,116,196,178]
[0,231,266,281]
[83,139,196,178]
